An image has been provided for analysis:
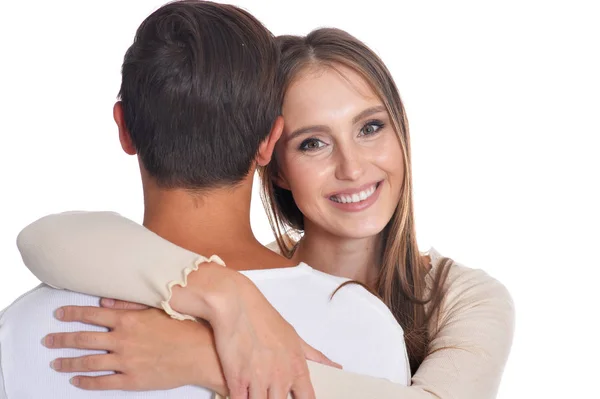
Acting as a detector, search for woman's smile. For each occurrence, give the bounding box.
[327,181,383,212]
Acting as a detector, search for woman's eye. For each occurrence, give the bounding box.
[299,138,325,151]
[360,121,384,136]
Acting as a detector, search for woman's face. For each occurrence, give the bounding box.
[276,65,405,239]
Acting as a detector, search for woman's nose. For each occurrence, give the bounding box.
[334,145,365,181]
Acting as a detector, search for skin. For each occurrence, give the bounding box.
[41,65,407,396]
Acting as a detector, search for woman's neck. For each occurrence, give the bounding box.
[293,220,382,287]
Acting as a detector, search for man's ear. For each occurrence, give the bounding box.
[257,116,291,190]
[114,101,136,155]
[256,116,284,166]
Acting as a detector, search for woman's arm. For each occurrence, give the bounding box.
[16,211,323,399]
[18,212,514,398]
[405,265,515,398]
[17,211,226,321]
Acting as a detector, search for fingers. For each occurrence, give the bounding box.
[51,354,119,373]
[300,341,342,369]
[228,380,249,399]
[249,381,267,399]
[69,374,129,391]
[290,374,316,399]
[100,298,149,310]
[55,306,120,328]
[268,385,291,399]
[43,331,116,351]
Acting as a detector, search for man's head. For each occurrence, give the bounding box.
[114,0,282,190]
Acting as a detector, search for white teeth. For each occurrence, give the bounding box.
[330,184,377,204]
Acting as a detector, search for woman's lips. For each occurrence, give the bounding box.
[328,181,382,212]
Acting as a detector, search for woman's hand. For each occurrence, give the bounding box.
[60,266,342,399]
[168,265,341,399]
[209,279,335,399]
[43,306,227,395]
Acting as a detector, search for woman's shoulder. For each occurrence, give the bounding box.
[425,247,514,312]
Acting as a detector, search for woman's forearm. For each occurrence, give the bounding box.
[17,211,233,322]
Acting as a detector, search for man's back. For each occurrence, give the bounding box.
[0,269,408,397]
[0,285,209,398]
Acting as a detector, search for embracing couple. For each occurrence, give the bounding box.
[0,1,514,398]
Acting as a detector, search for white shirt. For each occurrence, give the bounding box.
[0,264,408,398]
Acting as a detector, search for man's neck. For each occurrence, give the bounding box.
[140,178,293,271]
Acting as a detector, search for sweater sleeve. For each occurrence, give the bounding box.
[406,264,515,398]
[16,211,225,321]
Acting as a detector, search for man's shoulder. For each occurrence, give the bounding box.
[1,284,100,326]
[248,265,409,383]
[247,264,403,333]
[1,284,46,322]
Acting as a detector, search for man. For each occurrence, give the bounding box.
[0,1,408,397]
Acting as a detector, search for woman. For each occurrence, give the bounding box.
[18,28,514,398]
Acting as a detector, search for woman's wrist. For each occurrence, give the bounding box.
[168,261,246,325]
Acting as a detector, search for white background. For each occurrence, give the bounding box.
[1,0,598,397]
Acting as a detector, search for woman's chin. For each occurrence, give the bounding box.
[328,220,388,240]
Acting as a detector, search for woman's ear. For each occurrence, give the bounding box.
[114,102,137,155]
[257,116,284,166]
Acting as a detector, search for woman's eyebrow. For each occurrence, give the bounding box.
[288,125,331,141]
[352,105,386,124]
[287,105,386,140]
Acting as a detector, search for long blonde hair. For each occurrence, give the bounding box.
[259,28,452,374]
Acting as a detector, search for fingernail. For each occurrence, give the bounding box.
[70,377,80,386]
[43,335,54,347]
[50,359,61,370]
[54,308,64,320]
[101,298,115,307]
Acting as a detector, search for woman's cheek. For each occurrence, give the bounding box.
[383,156,405,204]
[287,157,323,195]
[287,158,331,212]
[373,137,404,176]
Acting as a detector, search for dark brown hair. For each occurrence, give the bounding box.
[119,0,280,189]
[259,28,452,373]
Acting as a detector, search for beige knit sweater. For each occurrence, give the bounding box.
[17,211,514,398]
